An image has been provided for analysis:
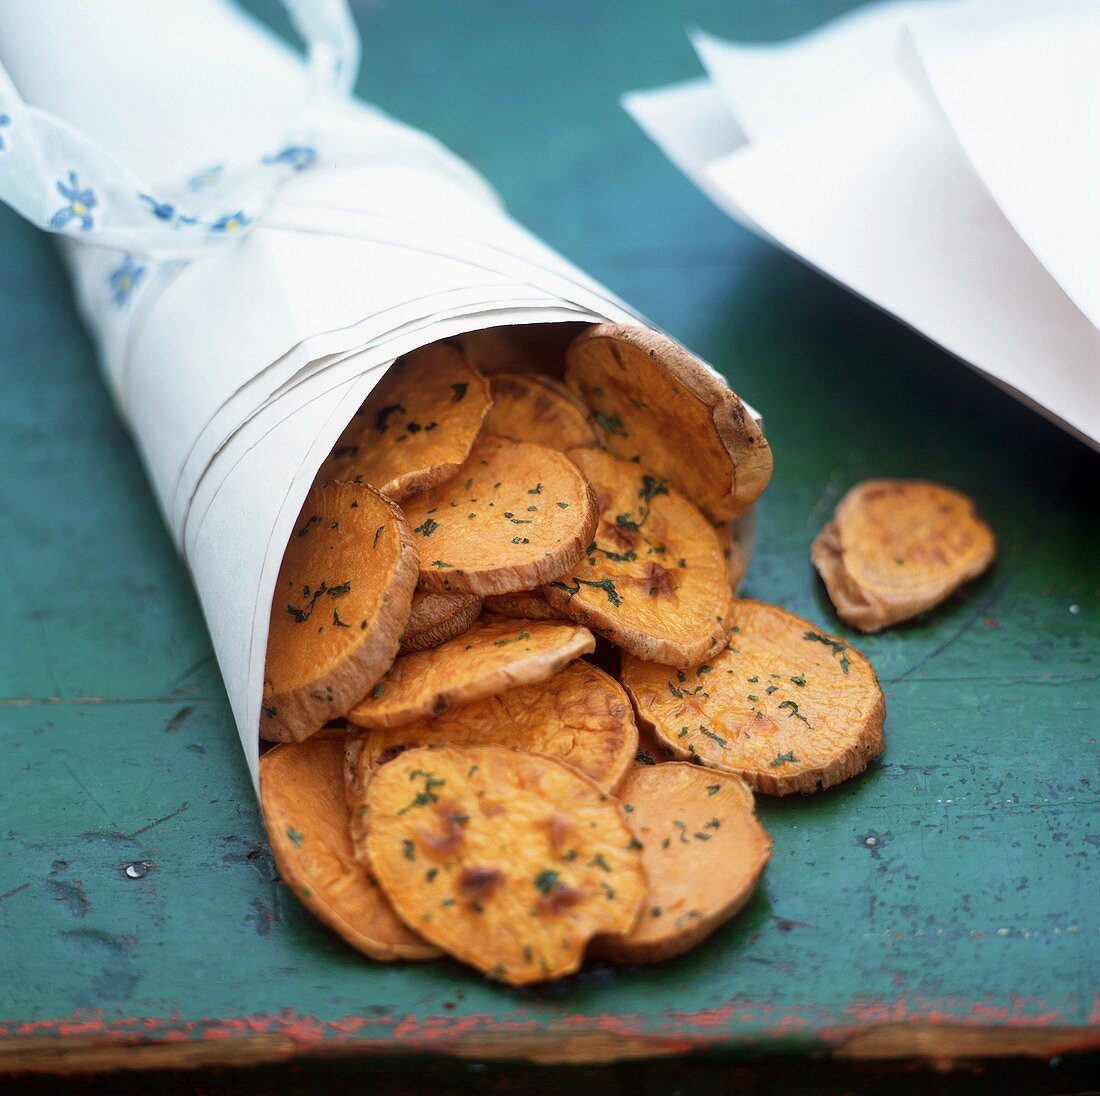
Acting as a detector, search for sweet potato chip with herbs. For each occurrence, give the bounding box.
[621,600,885,795]
[345,617,595,729]
[365,745,645,985]
[812,479,997,633]
[483,373,602,450]
[565,324,772,522]
[261,482,418,743]
[399,591,482,654]
[403,434,598,595]
[542,447,731,667]
[345,660,637,840]
[260,738,438,961]
[593,764,770,963]
[315,343,490,501]
[482,589,565,621]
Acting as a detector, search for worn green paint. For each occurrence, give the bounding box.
[0,0,1096,1064]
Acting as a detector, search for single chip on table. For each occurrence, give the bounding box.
[621,600,885,795]
[345,617,595,729]
[314,343,490,502]
[451,323,583,377]
[482,589,565,621]
[542,447,732,668]
[593,764,770,963]
[565,324,772,522]
[344,659,637,862]
[260,738,439,961]
[402,433,598,596]
[399,591,482,654]
[811,479,997,633]
[483,373,603,450]
[261,482,418,743]
[364,745,645,985]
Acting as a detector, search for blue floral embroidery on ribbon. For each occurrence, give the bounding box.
[108,255,146,307]
[262,145,317,172]
[186,164,225,191]
[209,210,251,233]
[49,171,96,230]
[138,193,199,226]
[0,114,10,151]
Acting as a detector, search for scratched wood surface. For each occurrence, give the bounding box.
[0,0,1097,1078]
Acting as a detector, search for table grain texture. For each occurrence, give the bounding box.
[0,0,1097,1085]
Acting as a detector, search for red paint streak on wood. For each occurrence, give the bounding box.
[0,991,1072,1051]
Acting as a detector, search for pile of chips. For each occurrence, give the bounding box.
[258,323,901,984]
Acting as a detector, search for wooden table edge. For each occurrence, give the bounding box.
[0,1018,1096,1074]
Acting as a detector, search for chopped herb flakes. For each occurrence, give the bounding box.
[534,870,559,893]
[770,751,799,767]
[778,700,809,724]
[594,410,627,436]
[698,727,728,748]
[549,576,621,606]
[804,631,851,673]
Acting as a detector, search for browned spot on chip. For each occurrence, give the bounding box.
[565,324,772,521]
[316,343,490,501]
[399,591,482,654]
[484,373,602,450]
[345,618,595,730]
[365,745,645,985]
[402,434,598,596]
[594,764,770,963]
[259,739,438,962]
[812,480,997,632]
[261,482,418,743]
[543,448,731,667]
[621,600,885,795]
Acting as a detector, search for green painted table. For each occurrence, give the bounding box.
[1,0,1097,1081]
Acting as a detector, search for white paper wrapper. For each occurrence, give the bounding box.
[0,0,756,786]
[625,0,1100,450]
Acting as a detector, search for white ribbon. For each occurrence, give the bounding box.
[0,0,359,261]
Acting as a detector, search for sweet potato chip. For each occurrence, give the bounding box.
[346,661,637,824]
[593,765,770,963]
[716,522,747,596]
[260,738,438,961]
[621,600,885,795]
[346,617,595,729]
[261,482,418,743]
[452,323,583,377]
[365,745,645,984]
[812,479,997,633]
[315,343,490,501]
[565,324,772,522]
[483,373,602,450]
[403,434,598,595]
[399,591,482,654]
[482,589,565,621]
[542,447,731,667]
